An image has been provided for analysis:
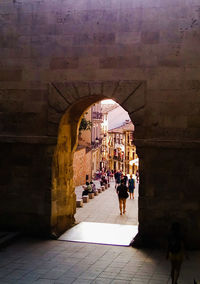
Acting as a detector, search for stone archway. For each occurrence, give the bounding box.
[48,80,146,235]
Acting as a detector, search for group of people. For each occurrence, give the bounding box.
[82,181,97,196]
[115,170,137,199]
[83,169,139,214]
[95,169,114,183]
[115,171,138,215]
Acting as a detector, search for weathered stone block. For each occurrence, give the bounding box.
[141,32,160,44]
[73,33,115,45]
[82,195,89,203]
[98,188,102,193]
[73,82,90,98]
[53,82,79,104]
[76,199,83,207]
[113,80,142,104]
[122,81,145,115]
[0,70,22,81]
[99,56,140,69]
[88,192,94,199]
[50,57,79,69]
[48,84,70,113]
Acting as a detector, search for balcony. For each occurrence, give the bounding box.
[92,111,103,120]
[91,138,102,149]
[113,156,124,162]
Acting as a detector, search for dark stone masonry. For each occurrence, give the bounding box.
[0,0,200,247]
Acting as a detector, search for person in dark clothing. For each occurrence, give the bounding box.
[100,176,107,186]
[106,170,110,183]
[166,222,188,284]
[82,189,88,196]
[128,174,135,199]
[82,182,92,196]
[115,170,121,188]
[116,180,129,215]
[123,173,128,186]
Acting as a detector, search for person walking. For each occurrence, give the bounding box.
[128,174,135,199]
[114,170,121,188]
[123,173,128,186]
[116,179,129,215]
[106,169,110,183]
[166,222,188,284]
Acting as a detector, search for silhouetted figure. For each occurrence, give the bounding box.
[116,180,129,215]
[128,174,135,199]
[82,188,88,196]
[123,173,128,186]
[114,170,120,188]
[166,222,188,284]
[106,170,110,183]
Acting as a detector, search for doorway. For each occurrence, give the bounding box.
[49,80,145,239]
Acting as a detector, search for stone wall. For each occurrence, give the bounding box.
[73,146,92,186]
[0,140,55,235]
[0,0,200,246]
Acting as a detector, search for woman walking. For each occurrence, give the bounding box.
[128,174,135,199]
[116,179,129,215]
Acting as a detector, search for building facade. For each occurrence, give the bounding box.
[124,129,138,176]
[73,109,92,185]
[91,102,103,178]
[73,102,103,185]
[107,121,137,175]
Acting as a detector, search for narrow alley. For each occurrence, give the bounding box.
[75,179,138,225]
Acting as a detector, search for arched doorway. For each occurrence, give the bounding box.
[49,80,146,236]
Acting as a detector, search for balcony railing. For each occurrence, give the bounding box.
[91,138,102,149]
[92,111,103,120]
[113,156,124,162]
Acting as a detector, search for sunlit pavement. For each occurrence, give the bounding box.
[0,183,199,283]
[75,180,139,225]
[57,180,139,246]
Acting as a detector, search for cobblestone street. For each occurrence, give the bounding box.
[0,181,199,283]
[75,180,138,225]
